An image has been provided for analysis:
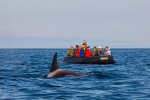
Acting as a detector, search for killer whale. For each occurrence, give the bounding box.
[47,53,83,78]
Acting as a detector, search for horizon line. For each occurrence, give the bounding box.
[0,47,150,49]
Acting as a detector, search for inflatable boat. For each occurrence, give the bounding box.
[62,55,115,64]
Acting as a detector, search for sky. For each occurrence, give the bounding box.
[0,0,150,48]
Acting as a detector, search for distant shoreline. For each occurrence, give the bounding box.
[0,48,150,49]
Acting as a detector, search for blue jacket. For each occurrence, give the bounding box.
[80,49,85,57]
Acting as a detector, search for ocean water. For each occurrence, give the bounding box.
[0,48,150,100]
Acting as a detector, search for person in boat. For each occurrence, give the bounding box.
[83,40,88,48]
[85,46,93,57]
[79,40,88,49]
[75,45,80,58]
[104,46,111,55]
[97,46,103,56]
[80,47,85,57]
[67,46,75,57]
[92,46,98,56]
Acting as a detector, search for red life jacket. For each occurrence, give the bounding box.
[85,49,93,57]
[76,48,80,57]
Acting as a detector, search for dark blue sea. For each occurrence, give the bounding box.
[0,49,150,100]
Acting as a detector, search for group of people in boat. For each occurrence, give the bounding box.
[67,41,111,58]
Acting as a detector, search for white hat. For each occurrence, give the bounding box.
[98,46,101,48]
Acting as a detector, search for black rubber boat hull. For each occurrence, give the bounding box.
[62,55,115,64]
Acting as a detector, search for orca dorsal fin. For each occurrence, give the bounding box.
[50,52,59,72]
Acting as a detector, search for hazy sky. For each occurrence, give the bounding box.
[0,0,150,48]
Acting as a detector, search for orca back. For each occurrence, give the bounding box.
[50,53,59,72]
